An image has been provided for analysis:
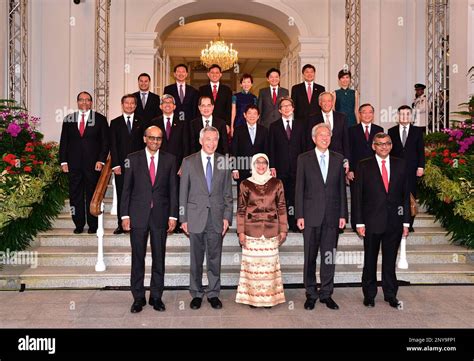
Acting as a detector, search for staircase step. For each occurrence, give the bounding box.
[27,244,473,267]
[1,263,473,290]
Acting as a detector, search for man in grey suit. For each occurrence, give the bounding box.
[295,123,348,311]
[257,68,289,128]
[179,126,233,310]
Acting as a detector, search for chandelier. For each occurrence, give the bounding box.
[200,23,238,71]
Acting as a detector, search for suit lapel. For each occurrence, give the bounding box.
[140,150,152,187]
[194,153,209,194]
[392,126,403,149]
[310,150,325,186]
[153,152,164,189]
[210,155,220,194]
[371,157,388,194]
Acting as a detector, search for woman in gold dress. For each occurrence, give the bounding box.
[235,153,288,308]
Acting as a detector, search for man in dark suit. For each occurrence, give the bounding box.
[190,96,228,155]
[198,64,233,130]
[291,64,325,122]
[121,126,178,313]
[180,126,233,310]
[306,92,350,164]
[269,96,306,232]
[59,91,109,234]
[354,132,410,309]
[257,68,289,128]
[347,103,384,230]
[109,94,146,234]
[163,64,198,123]
[388,105,425,232]
[296,123,348,311]
[231,104,269,196]
[133,73,162,124]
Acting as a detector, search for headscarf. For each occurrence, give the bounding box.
[247,153,272,185]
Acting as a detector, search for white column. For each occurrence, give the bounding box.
[125,32,157,94]
[294,37,330,89]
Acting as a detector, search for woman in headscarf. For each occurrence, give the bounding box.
[235,153,287,308]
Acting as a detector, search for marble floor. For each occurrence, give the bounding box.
[0,286,472,328]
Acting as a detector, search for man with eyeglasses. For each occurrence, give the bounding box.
[59,91,109,234]
[353,132,410,309]
[121,126,178,313]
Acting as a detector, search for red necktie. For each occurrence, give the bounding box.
[307,83,312,103]
[272,88,277,105]
[212,84,217,101]
[365,125,369,141]
[165,117,171,140]
[149,155,156,207]
[79,113,85,137]
[381,159,389,193]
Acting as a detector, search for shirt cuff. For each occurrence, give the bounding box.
[61,162,68,166]
[232,170,238,173]
[112,165,120,170]
[356,224,365,228]
[99,162,105,165]
[417,167,424,171]
[121,216,130,220]
[169,217,177,220]
[403,223,410,228]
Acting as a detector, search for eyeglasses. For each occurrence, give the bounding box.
[78,98,92,103]
[374,142,392,147]
[146,136,163,141]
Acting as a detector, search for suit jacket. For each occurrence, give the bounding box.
[120,149,178,229]
[295,150,348,228]
[291,82,325,121]
[388,125,425,172]
[257,86,289,128]
[348,123,384,172]
[353,156,410,234]
[189,116,229,155]
[147,115,190,169]
[133,91,162,124]
[306,111,350,161]
[268,118,306,178]
[198,83,233,126]
[163,83,199,123]
[237,178,287,238]
[59,111,109,170]
[179,152,233,233]
[231,124,269,179]
[109,114,145,170]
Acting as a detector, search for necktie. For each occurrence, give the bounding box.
[149,155,156,207]
[249,127,255,145]
[285,120,291,140]
[126,116,132,134]
[141,93,147,109]
[272,88,277,105]
[206,156,212,193]
[212,85,217,101]
[365,125,369,141]
[381,159,389,193]
[307,83,312,103]
[166,117,171,140]
[179,84,185,103]
[320,153,327,183]
[402,126,407,147]
[79,112,86,137]
[325,113,331,130]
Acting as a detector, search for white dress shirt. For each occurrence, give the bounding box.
[282,117,293,129]
[361,122,372,135]
[322,110,334,130]
[315,147,330,180]
[399,123,410,144]
[202,115,213,128]
[210,82,219,93]
[176,82,186,97]
[123,113,134,126]
[140,91,149,105]
[61,110,92,166]
[201,150,215,175]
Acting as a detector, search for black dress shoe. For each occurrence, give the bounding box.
[363,298,375,308]
[73,227,84,234]
[87,228,97,234]
[320,297,339,310]
[113,227,124,235]
[384,297,401,308]
[304,298,316,310]
[190,297,202,310]
[130,298,146,313]
[409,226,415,232]
[149,298,166,312]
[249,305,257,309]
[207,297,223,309]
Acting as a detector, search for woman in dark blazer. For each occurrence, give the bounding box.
[236,153,287,308]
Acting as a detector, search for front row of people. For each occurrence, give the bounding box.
[121,124,410,313]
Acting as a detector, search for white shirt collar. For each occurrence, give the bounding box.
[145,147,159,167]
[140,91,149,95]
[315,147,329,158]
[400,123,410,131]
[123,113,134,121]
[361,122,371,131]
[282,116,293,124]
[202,115,213,124]
[176,81,186,87]
[211,82,219,88]
[271,85,279,93]
[79,110,91,118]
[247,122,257,130]
[375,154,390,164]
[163,113,174,122]
[201,150,215,171]
[306,81,314,88]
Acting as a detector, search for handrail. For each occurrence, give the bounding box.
[90,155,112,217]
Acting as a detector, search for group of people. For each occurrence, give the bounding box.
[58,62,425,314]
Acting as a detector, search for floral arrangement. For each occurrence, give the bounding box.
[0,99,68,252]
[419,98,474,248]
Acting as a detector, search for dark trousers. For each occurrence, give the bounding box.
[362,230,402,299]
[189,210,223,299]
[130,225,167,300]
[115,171,124,228]
[303,225,339,300]
[68,168,99,230]
[279,174,296,231]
